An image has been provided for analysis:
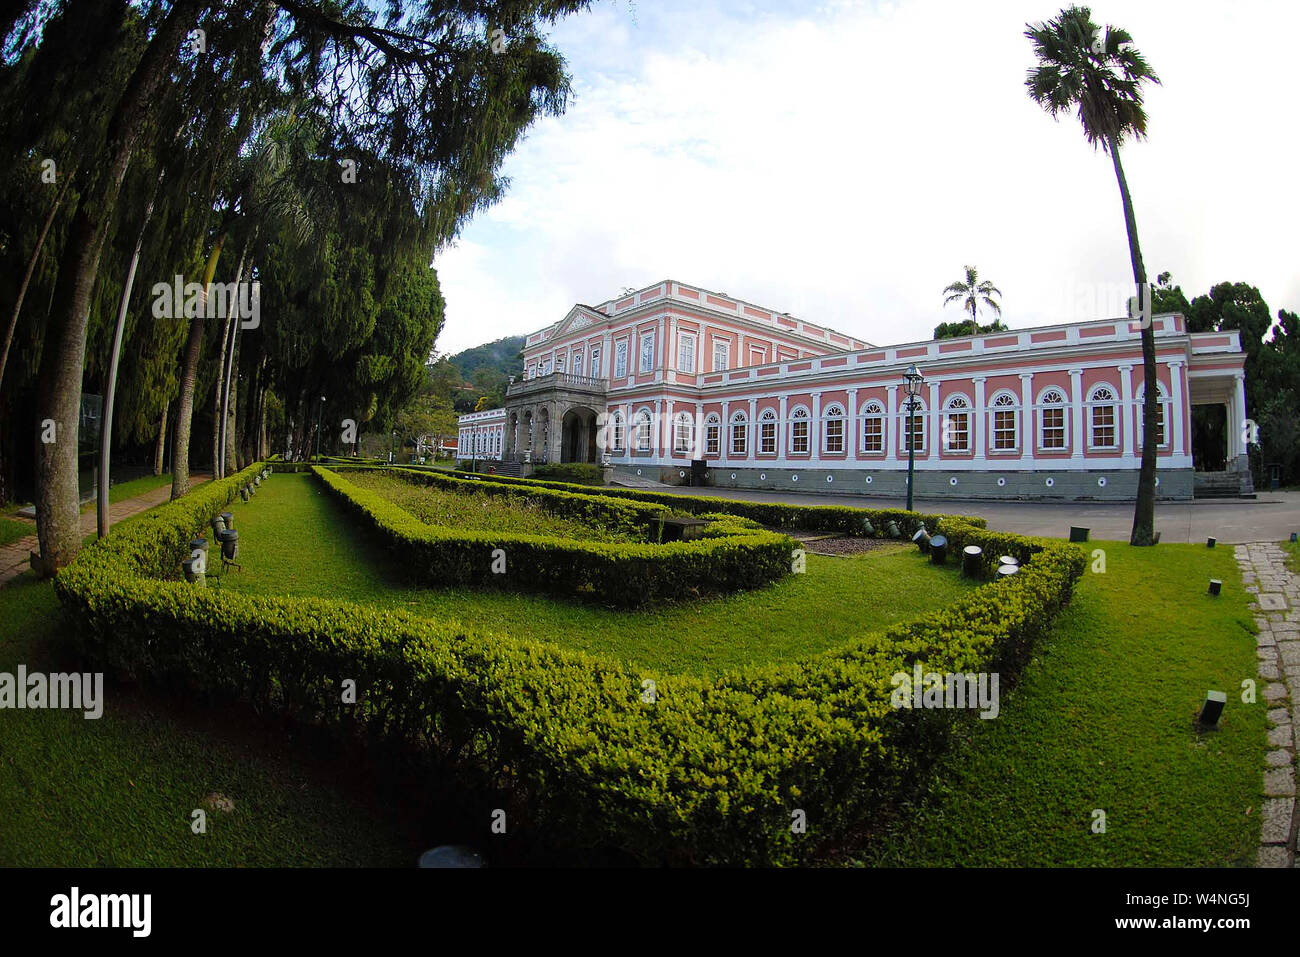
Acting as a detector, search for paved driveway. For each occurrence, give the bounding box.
[620,483,1300,544]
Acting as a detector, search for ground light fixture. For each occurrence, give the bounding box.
[928,534,948,564]
[181,556,205,585]
[240,487,249,502]
[962,544,983,576]
[1207,537,1216,548]
[1198,690,1227,728]
[1069,526,1089,543]
[218,528,240,571]
[886,520,901,539]
[1208,579,1222,596]
[997,563,1019,579]
[998,555,1020,568]
[912,527,931,553]
[1292,532,1298,543]
[903,363,924,512]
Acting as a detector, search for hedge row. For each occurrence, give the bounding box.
[55,460,1086,865]
[315,467,795,607]
[431,465,988,537]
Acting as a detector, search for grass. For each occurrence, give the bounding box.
[79,472,175,511]
[0,517,33,548]
[0,574,420,866]
[215,473,981,676]
[1285,539,1299,574]
[856,542,1263,867]
[343,470,636,543]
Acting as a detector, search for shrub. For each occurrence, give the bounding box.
[530,462,604,485]
[55,459,1086,866]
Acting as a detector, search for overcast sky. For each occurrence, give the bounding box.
[431,0,1299,356]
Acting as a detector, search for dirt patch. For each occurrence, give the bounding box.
[801,536,904,556]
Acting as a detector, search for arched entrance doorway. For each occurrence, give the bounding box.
[561,406,599,463]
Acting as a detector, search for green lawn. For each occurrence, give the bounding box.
[0,517,33,548]
[215,473,981,676]
[0,574,419,867]
[857,541,1263,867]
[1285,539,1299,574]
[343,469,637,543]
[78,472,175,512]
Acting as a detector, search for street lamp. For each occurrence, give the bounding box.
[391,429,397,464]
[903,363,924,511]
[315,395,326,461]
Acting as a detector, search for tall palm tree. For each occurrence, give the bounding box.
[1025,5,1161,546]
[943,265,1002,336]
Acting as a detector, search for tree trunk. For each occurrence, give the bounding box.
[152,402,167,476]
[212,242,248,478]
[32,0,201,573]
[0,172,73,397]
[171,232,226,499]
[1108,133,1157,546]
[98,192,156,537]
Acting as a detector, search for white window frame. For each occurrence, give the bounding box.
[990,391,1019,453]
[613,340,628,379]
[899,399,927,454]
[635,410,652,452]
[730,412,748,455]
[943,395,971,453]
[677,331,697,373]
[673,412,693,454]
[1088,385,1119,451]
[1038,389,1068,451]
[861,402,884,453]
[759,408,777,455]
[705,414,721,455]
[611,412,625,451]
[789,406,810,455]
[712,340,730,372]
[822,404,845,454]
[1136,383,1171,450]
[639,332,656,374]
[590,347,601,379]
[749,346,766,367]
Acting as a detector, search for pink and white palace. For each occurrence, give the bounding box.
[457,279,1251,501]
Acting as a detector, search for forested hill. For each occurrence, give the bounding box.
[447,335,527,380]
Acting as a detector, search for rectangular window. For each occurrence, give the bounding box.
[862,416,882,453]
[1041,407,1065,449]
[706,424,720,454]
[613,417,624,451]
[677,333,696,373]
[947,412,969,451]
[792,419,809,454]
[639,333,655,373]
[1154,404,1165,446]
[750,347,766,366]
[556,356,565,373]
[573,351,583,375]
[1090,406,1115,448]
[760,418,776,454]
[731,421,747,455]
[674,417,692,453]
[993,410,1017,450]
[904,416,924,453]
[590,348,601,379]
[824,418,844,453]
[713,341,729,372]
[636,416,650,451]
[544,358,554,375]
[614,341,628,378]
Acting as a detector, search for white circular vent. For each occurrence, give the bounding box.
[1097,476,1107,487]
[949,477,958,486]
[997,477,1006,487]
[1045,477,1055,488]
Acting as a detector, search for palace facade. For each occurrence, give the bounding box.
[457,279,1251,501]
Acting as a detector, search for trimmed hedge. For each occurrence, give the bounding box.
[56,459,1086,865]
[316,467,796,607]
[529,462,604,484]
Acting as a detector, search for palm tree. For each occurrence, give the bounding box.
[1025,5,1161,546]
[943,266,1002,336]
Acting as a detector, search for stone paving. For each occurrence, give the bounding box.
[0,475,210,587]
[1237,542,1300,867]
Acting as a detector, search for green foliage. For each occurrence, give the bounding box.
[530,462,604,484]
[56,460,1085,865]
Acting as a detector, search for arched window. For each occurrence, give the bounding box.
[1089,385,1118,449]
[611,411,625,452]
[990,392,1018,451]
[635,409,652,452]
[759,408,778,454]
[705,414,721,455]
[673,411,693,454]
[944,395,970,452]
[730,411,748,455]
[899,398,926,454]
[1038,389,1066,450]
[790,406,810,454]
[1136,382,1171,448]
[823,404,845,454]
[858,401,883,454]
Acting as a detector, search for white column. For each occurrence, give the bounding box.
[1069,368,1084,461]
[747,397,757,460]
[928,381,941,462]
[1118,363,1135,459]
[972,376,986,462]
[1232,372,1248,464]
[721,400,730,464]
[658,316,667,382]
[778,395,788,459]
[653,398,663,462]
[664,399,674,460]
[847,388,859,459]
[694,401,704,459]
[1019,373,1033,462]
[668,316,678,375]
[811,391,822,460]
[601,332,611,379]
[1166,360,1185,459]
[885,385,898,464]
[623,401,632,459]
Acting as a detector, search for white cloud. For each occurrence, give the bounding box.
[434,0,1300,355]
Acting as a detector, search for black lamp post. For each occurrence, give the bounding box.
[903,363,924,512]
[315,394,326,461]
